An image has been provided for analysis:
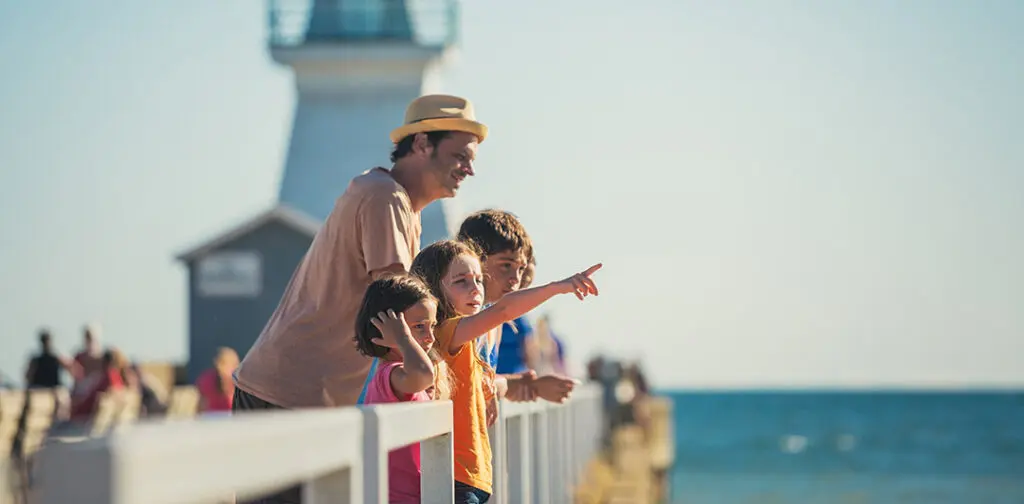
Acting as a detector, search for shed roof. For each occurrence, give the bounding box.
[175,204,320,262]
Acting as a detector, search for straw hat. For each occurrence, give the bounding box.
[390,94,488,144]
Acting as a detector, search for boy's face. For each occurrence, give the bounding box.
[482,249,529,303]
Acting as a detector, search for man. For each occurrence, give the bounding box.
[232,95,484,503]
[25,329,74,389]
[72,324,104,390]
[233,95,485,406]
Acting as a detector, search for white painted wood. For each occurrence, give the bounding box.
[304,467,358,504]
[37,408,364,504]
[33,383,609,504]
[359,400,453,504]
[529,408,551,504]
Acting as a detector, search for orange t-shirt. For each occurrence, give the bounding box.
[436,317,493,493]
[235,168,421,408]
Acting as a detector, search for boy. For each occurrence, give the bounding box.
[457,210,577,406]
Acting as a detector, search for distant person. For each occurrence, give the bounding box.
[232,95,485,503]
[196,347,239,413]
[25,329,73,389]
[69,348,130,421]
[72,324,104,386]
[525,315,568,376]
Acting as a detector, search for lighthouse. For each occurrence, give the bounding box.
[176,0,462,380]
[271,0,461,241]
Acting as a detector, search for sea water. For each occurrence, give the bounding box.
[665,390,1024,504]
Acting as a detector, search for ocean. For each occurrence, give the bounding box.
[664,391,1024,504]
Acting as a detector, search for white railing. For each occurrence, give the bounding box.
[492,384,603,504]
[360,401,454,504]
[32,384,603,504]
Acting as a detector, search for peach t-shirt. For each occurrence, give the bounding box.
[234,168,421,408]
[436,317,493,494]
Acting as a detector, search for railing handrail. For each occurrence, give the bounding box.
[34,383,605,504]
[38,407,365,504]
[360,400,452,451]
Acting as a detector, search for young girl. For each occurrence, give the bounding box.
[411,240,601,503]
[354,273,452,504]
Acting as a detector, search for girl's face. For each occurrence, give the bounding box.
[442,253,485,316]
[400,298,438,353]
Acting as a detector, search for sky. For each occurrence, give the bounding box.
[1,0,1022,389]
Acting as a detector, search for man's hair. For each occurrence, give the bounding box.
[390,131,451,163]
[457,209,533,260]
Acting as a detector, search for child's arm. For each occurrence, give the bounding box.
[447,264,602,354]
[371,310,436,396]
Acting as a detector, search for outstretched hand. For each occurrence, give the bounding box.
[557,263,602,300]
[532,374,579,403]
[369,309,412,349]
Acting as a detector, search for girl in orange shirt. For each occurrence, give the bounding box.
[411,240,601,503]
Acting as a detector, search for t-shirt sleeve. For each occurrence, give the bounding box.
[368,362,412,402]
[359,189,417,274]
[436,317,471,358]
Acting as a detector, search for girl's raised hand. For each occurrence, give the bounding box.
[556,263,602,300]
[370,309,413,349]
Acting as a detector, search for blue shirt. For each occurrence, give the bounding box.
[496,316,534,374]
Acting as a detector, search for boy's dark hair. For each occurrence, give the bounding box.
[354,273,437,358]
[456,209,533,261]
[410,239,482,322]
[390,131,451,163]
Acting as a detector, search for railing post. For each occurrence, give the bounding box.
[505,411,532,504]
[488,400,507,504]
[360,410,388,504]
[304,466,360,504]
[360,402,453,504]
[420,430,454,504]
[547,406,569,504]
[530,407,550,504]
[558,406,573,503]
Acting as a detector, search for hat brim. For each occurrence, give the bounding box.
[390,117,488,144]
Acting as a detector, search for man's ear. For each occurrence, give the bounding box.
[411,133,433,157]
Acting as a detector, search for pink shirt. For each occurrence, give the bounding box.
[363,361,432,504]
[196,369,234,412]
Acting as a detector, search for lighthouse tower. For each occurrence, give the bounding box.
[176,0,462,381]
[272,0,461,243]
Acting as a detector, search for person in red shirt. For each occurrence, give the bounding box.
[71,325,104,391]
[195,347,239,413]
[69,348,129,421]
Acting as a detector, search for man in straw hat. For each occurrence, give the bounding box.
[231,94,484,503]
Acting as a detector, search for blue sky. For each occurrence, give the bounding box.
[1,0,1022,388]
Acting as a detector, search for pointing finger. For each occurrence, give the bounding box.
[582,263,603,277]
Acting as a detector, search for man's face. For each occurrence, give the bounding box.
[482,249,529,304]
[417,132,478,199]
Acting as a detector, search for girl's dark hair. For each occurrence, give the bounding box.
[410,239,481,322]
[354,273,437,358]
